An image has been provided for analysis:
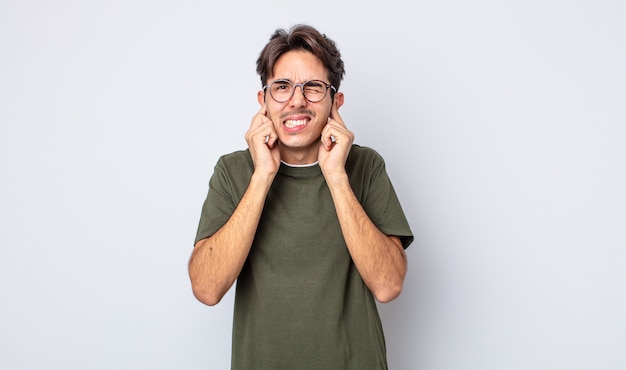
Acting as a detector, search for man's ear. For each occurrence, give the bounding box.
[331,92,345,115]
[258,90,266,105]
[333,92,344,110]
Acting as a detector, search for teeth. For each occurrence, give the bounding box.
[284,119,307,128]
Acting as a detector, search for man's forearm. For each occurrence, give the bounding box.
[326,173,407,303]
[188,173,274,306]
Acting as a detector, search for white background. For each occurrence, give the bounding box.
[1,1,625,369]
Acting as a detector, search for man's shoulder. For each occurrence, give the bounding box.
[212,149,255,181]
[347,144,385,166]
[216,149,253,167]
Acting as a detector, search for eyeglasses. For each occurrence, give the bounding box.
[263,79,336,103]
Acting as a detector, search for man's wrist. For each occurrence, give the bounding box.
[323,171,349,189]
[250,170,276,189]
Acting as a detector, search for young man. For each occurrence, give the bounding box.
[189,24,413,370]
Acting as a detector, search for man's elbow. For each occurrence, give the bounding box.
[191,285,224,306]
[372,282,404,303]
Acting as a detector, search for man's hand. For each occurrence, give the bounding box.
[319,98,354,178]
[245,105,281,177]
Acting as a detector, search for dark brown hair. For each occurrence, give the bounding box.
[256,24,345,94]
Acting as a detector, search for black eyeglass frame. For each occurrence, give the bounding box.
[262,79,337,103]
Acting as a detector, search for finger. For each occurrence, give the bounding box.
[263,128,278,148]
[248,115,273,146]
[258,103,267,117]
[320,127,335,150]
[251,108,267,129]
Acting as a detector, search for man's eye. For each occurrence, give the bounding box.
[304,82,324,93]
[273,83,290,91]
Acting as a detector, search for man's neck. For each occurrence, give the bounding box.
[279,143,320,165]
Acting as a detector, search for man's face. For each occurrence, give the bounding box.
[258,50,335,164]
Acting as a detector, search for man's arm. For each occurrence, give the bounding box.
[318,98,407,303]
[188,172,274,306]
[188,105,279,306]
[325,173,407,303]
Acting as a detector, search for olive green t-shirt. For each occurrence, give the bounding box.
[195,144,413,370]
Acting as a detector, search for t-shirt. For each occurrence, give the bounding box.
[195,144,413,370]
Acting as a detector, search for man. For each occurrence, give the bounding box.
[189,24,413,370]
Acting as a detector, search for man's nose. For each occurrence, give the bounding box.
[289,85,307,107]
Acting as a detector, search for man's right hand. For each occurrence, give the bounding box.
[245,105,280,177]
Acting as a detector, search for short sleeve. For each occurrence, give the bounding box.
[347,145,414,249]
[194,150,254,245]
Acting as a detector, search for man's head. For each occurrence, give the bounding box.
[255,25,346,164]
[256,24,345,97]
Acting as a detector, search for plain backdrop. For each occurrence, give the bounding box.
[1,1,625,369]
